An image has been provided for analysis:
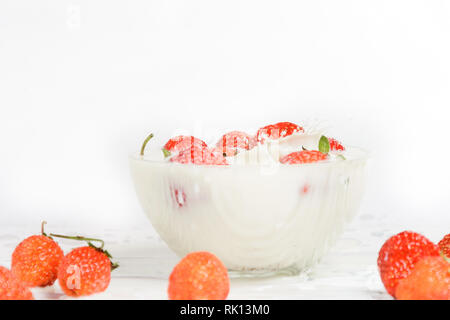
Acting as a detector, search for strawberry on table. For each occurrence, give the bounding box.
[216,131,256,157]
[256,122,304,143]
[58,246,114,297]
[11,222,64,287]
[438,234,450,259]
[0,266,34,300]
[280,150,328,164]
[377,231,440,298]
[49,232,118,297]
[168,251,229,300]
[395,256,450,300]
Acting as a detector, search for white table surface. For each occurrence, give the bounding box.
[0,212,444,300]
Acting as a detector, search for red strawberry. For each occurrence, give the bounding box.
[139,133,209,158]
[0,266,34,300]
[395,256,450,300]
[170,146,228,165]
[11,234,64,287]
[58,246,113,297]
[171,186,187,207]
[163,136,208,155]
[377,231,440,297]
[215,131,256,157]
[438,234,450,259]
[256,122,304,142]
[168,251,229,300]
[328,137,345,151]
[280,150,328,164]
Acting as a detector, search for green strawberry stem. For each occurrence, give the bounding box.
[50,233,105,249]
[41,221,48,237]
[50,233,119,270]
[140,133,154,156]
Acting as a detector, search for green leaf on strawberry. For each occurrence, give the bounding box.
[318,135,330,154]
[162,148,171,158]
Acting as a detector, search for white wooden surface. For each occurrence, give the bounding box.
[0,213,445,300]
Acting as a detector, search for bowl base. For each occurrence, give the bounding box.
[228,265,304,278]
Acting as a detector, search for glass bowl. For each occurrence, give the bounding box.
[130,147,368,276]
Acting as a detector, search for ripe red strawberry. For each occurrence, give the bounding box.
[438,234,450,259]
[139,133,209,158]
[395,256,450,300]
[168,251,229,300]
[256,122,304,142]
[171,186,187,207]
[377,231,440,297]
[280,150,328,164]
[0,266,34,300]
[58,246,112,297]
[215,131,256,157]
[170,146,228,165]
[11,234,64,287]
[163,136,208,155]
[328,137,345,151]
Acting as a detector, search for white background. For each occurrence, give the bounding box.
[1,1,449,231]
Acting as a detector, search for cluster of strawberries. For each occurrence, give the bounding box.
[0,222,224,300]
[0,223,117,300]
[141,121,345,165]
[378,231,450,300]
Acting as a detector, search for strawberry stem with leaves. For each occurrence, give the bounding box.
[50,234,105,249]
[49,232,119,270]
